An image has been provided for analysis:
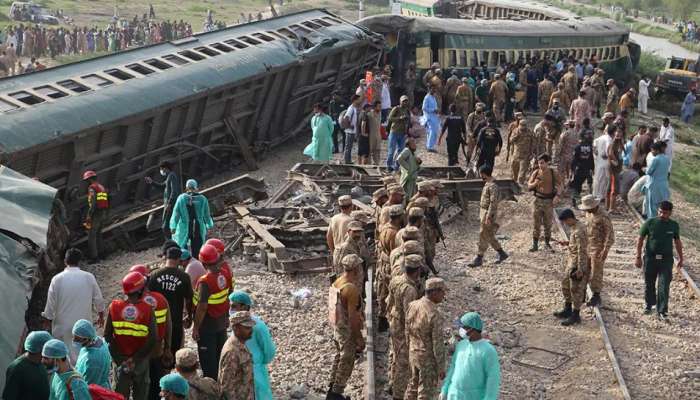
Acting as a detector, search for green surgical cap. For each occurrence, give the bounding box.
[72,319,96,339]
[42,339,68,359]
[229,290,252,306]
[160,373,189,396]
[24,331,52,353]
[460,312,484,331]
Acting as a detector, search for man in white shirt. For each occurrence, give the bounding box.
[42,248,105,363]
[343,94,362,164]
[380,74,392,123]
[592,125,614,200]
[638,77,650,114]
[659,117,674,170]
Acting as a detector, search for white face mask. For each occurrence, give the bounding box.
[459,328,468,339]
[71,341,83,355]
[160,169,167,176]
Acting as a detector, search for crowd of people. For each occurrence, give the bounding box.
[676,20,700,43]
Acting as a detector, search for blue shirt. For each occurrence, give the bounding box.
[75,338,112,389]
[246,315,276,400]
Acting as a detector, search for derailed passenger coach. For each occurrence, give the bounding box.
[359,14,640,97]
[0,9,381,228]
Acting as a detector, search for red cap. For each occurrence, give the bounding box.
[204,238,225,254]
[82,170,97,181]
[129,264,149,277]
[198,244,220,265]
[122,272,146,295]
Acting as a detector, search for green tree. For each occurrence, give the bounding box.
[668,0,697,18]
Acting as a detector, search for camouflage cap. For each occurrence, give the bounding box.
[382,175,397,185]
[402,226,421,240]
[404,254,424,270]
[230,311,256,327]
[425,277,447,291]
[341,254,363,271]
[338,195,353,206]
[347,221,364,231]
[403,240,424,254]
[175,348,199,368]
[412,197,430,208]
[475,102,485,110]
[429,179,444,189]
[408,207,424,218]
[417,181,434,191]
[351,210,372,224]
[372,188,388,200]
[603,112,614,119]
[389,204,405,217]
[388,184,405,195]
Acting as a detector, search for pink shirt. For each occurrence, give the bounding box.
[185,258,206,286]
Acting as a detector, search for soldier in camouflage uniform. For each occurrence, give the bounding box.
[379,185,405,227]
[556,119,579,182]
[538,77,555,116]
[390,239,424,278]
[605,79,619,115]
[562,66,578,103]
[328,255,365,400]
[407,192,438,274]
[554,209,590,326]
[219,311,255,400]
[405,278,447,400]
[376,205,405,332]
[454,78,474,118]
[395,211,425,249]
[465,103,487,164]
[372,188,389,239]
[469,165,508,267]
[334,221,372,289]
[527,154,561,252]
[532,117,551,161]
[327,195,354,267]
[579,195,615,307]
[444,70,461,112]
[509,118,535,185]
[590,69,606,118]
[386,254,422,400]
[549,82,571,111]
[174,348,221,400]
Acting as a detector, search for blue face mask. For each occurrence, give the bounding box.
[44,362,58,374]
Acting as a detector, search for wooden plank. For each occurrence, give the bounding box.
[234,205,285,251]
[224,117,258,171]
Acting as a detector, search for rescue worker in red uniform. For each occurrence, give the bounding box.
[204,238,236,290]
[82,170,109,263]
[104,272,158,400]
[129,264,174,400]
[192,244,232,380]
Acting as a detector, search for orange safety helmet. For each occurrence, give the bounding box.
[122,272,146,295]
[198,244,220,265]
[204,238,225,254]
[82,170,97,181]
[129,264,149,277]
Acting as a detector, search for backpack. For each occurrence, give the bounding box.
[339,109,352,130]
[88,384,126,400]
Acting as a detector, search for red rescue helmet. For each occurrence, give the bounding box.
[82,170,97,181]
[198,244,220,265]
[129,264,149,277]
[204,238,225,254]
[122,272,146,295]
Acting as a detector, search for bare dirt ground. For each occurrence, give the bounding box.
[86,108,700,399]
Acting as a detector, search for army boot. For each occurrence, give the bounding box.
[377,316,389,333]
[495,249,509,264]
[553,302,572,319]
[587,292,601,307]
[561,309,581,326]
[529,239,539,252]
[544,239,553,251]
[467,255,483,267]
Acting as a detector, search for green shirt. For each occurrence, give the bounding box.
[2,354,51,400]
[640,217,679,264]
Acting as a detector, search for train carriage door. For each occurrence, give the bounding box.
[430,32,442,65]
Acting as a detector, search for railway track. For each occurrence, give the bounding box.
[553,203,700,400]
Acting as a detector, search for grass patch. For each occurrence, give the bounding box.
[670,150,700,204]
[54,51,109,65]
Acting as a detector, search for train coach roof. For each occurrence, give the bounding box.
[0,9,370,155]
[358,14,628,37]
[438,0,577,19]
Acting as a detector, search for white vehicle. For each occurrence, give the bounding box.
[9,2,59,24]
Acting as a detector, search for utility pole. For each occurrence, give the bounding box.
[359,0,364,20]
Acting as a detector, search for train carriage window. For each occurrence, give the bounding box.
[178,50,206,61]
[288,24,312,35]
[237,36,262,46]
[252,33,275,42]
[57,79,92,93]
[313,18,331,27]
[448,50,457,67]
[603,47,610,60]
[9,90,45,105]
[576,49,583,59]
[210,42,234,53]
[277,28,297,40]
[81,74,114,87]
[480,51,489,66]
[34,85,69,99]
[194,46,221,56]
[163,54,189,65]
[302,20,322,30]
[104,68,135,81]
[224,39,248,49]
[322,16,342,25]
[126,63,156,75]
[488,51,497,67]
[613,46,620,59]
[0,98,19,112]
[460,50,468,67]
[585,48,591,58]
[267,31,287,40]
[144,58,173,70]
[497,51,507,65]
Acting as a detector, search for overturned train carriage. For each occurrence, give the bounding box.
[0,9,381,228]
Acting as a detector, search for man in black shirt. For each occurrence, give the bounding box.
[475,113,503,170]
[148,246,193,354]
[438,104,467,166]
[569,136,595,208]
[329,91,347,154]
